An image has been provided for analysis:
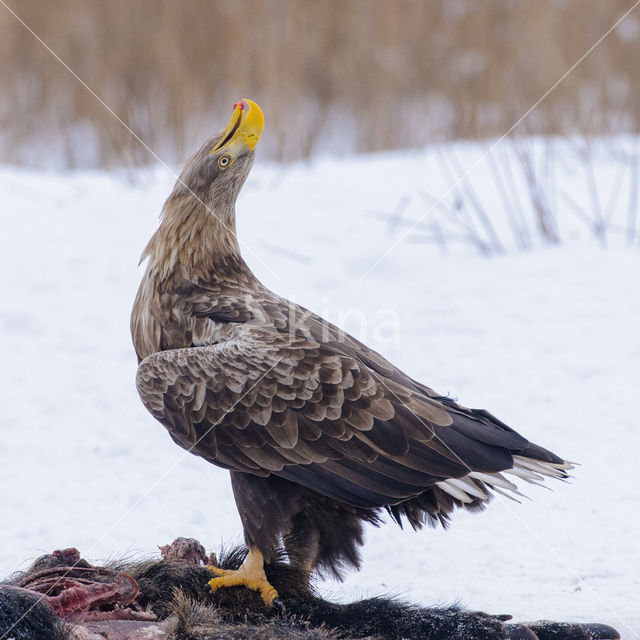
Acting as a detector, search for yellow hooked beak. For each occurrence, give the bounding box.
[212,99,264,153]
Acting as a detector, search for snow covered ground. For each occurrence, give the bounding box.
[1,141,638,636]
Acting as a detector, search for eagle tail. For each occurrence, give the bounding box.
[435,453,574,506]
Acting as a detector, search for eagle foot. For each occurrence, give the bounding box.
[205,548,279,607]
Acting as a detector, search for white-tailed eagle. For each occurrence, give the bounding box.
[131,99,572,606]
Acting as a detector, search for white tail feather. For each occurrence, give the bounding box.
[437,479,475,503]
[513,455,573,479]
[445,477,490,500]
[468,471,517,491]
[432,456,573,504]
[503,467,545,483]
[490,485,523,503]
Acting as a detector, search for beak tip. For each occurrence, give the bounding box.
[239,99,265,148]
[213,99,264,153]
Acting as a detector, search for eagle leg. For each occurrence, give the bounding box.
[283,524,320,585]
[206,547,279,607]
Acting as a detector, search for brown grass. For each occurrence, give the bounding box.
[1,0,639,167]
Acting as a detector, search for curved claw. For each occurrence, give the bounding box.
[272,596,286,614]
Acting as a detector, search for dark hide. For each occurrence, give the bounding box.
[0,586,66,640]
[130,548,509,639]
[1,544,620,640]
[129,546,619,640]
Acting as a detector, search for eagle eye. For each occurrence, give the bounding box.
[218,154,232,170]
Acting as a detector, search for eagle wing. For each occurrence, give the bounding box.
[135,320,560,510]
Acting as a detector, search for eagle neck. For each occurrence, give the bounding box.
[142,194,250,285]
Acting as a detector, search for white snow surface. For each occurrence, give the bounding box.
[1,142,639,636]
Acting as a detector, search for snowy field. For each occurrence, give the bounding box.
[1,140,638,636]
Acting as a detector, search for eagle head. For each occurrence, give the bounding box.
[173,99,264,211]
[141,100,265,278]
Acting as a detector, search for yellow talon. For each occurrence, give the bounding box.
[205,548,279,607]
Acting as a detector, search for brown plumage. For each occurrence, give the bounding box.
[131,100,572,603]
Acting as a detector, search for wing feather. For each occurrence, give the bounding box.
[136,314,545,509]
[265,409,298,448]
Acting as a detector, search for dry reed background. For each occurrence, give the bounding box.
[1,0,640,168]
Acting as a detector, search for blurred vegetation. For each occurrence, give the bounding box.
[1,0,639,167]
